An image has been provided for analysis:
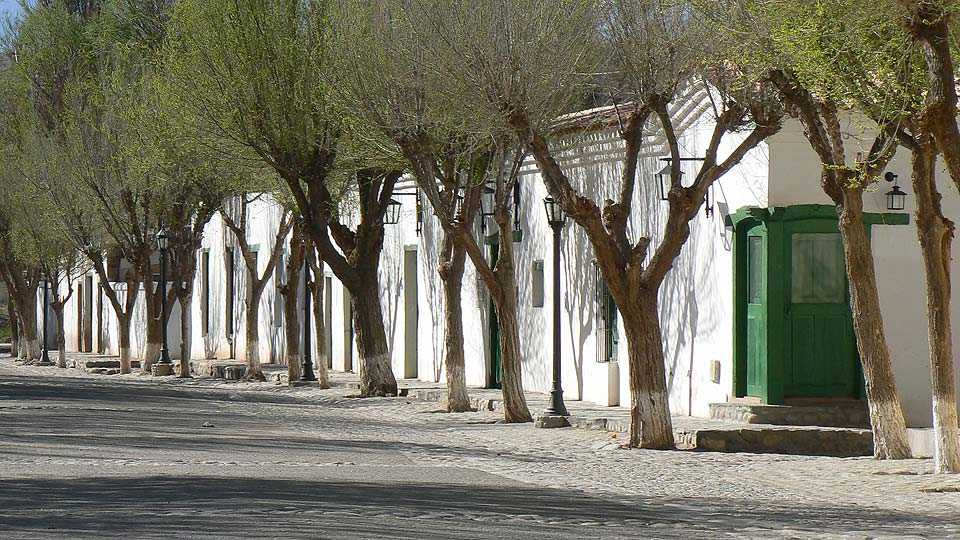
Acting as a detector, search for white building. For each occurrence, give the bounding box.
[45,93,959,429]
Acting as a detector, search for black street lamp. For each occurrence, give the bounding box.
[156,227,172,368]
[39,279,51,365]
[301,260,317,382]
[542,196,569,417]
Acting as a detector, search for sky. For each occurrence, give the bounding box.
[0,1,20,19]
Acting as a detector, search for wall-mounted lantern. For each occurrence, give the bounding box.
[655,163,675,202]
[479,185,496,232]
[384,199,402,225]
[705,184,715,218]
[450,187,466,225]
[415,192,423,236]
[656,157,710,210]
[513,181,523,242]
[884,172,907,211]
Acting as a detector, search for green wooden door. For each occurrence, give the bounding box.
[745,227,767,398]
[785,225,858,397]
[488,240,502,389]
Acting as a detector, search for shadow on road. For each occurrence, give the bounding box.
[0,475,950,539]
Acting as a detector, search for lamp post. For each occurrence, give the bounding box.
[542,196,569,417]
[156,227,172,369]
[301,260,317,382]
[39,279,51,365]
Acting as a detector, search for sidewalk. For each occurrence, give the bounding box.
[56,351,872,457]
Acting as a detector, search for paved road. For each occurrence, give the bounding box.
[2,359,960,539]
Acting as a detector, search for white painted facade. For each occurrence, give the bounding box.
[40,97,960,428]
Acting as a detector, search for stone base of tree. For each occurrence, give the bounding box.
[535,414,571,429]
[152,364,175,376]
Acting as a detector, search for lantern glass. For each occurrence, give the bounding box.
[480,186,495,216]
[655,164,674,201]
[543,196,565,226]
[384,199,402,225]
[886,185,906,211]
[156,227,170,251]
[704,184,714,218]
[415,193,423,235]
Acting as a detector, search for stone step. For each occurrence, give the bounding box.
[87,367,120,375]
[410,388,503,411]
[565,415,872,457]
[674,426,873,457]
[409,389,871,457]
[83,359,142,370]
[709,401,870,428]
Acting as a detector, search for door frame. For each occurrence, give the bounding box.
[730,204,909,404]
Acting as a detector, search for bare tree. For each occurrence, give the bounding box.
[221,195,293,381]
[417,0,783,446]
[331,0,536,417]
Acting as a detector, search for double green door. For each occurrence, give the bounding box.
[742,215,859,401]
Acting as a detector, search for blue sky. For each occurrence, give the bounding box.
[0,1,20,19]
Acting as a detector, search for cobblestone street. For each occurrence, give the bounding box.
[2,359,960,539]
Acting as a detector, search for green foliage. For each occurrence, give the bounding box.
[763,0,925,123]
[164,0,344,191]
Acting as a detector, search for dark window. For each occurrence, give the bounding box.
[595,263,618,363]
[202,250,210,335]
[225,248,235,336]
[532,260,544,308]
[747,236,763,305]
[274,252,285,327]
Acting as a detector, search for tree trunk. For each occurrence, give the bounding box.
[283,225,305,383]
[52,304,66,368]
[8,302,19,358]
[18,293,39,362]
[142,287,161,374]
[911,140,960,473]
[244,283,266,381]
[494,297,533,423]
[310,257,330,389]
[491,220,532,423]
[17,316,26,360]
[837,194,912,459]
[439,235,471,412]
[352,281,398,397]
[622,291,675,449]
[178,292,193,378]
[118,313,132,374]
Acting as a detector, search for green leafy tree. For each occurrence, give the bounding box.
[166,0,399,395]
